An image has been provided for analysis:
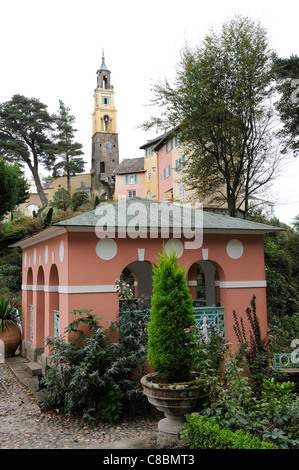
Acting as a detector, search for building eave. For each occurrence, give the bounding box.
[9,227,68,249]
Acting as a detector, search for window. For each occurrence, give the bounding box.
[145,147,153,157]
[166,138,173,153]
[125,174,137,184]
[128,190,136,198]
[100,161,105,173]
[147,171,151,182]
[174,134,181,147]
[54,310,60,339]
[179,181,184,199]
[30,304,33,341]
[164,195,168,202]
[175,156,186,170]
[163,164,171,179]
[102,97,110,105]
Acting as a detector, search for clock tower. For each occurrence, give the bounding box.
[91,50,119,198]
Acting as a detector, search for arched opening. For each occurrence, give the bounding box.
[187,260,225,306]
[103,115,109,131]
[187,259,226,340]
[36,266,45,348]
[49,264,59,339]
[100,161,105,173]
[118,261,154,310]
[24,203,40,217]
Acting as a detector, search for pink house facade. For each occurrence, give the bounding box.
[12,198,281,370]
[114,157,145,199]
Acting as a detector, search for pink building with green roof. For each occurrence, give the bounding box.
[12,198,281,371]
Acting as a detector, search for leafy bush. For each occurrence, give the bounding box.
[0,298,21,332]
[232,295,299,400]
[0,248,22,268]
[201,354,299,449]
[71,191,89,211]
[268,313,299,353]
[147,247,196,382]
[0,264,22,292]
[0,217,43,249]
[183,414,278,449]
[42,306,150,424]
[247,209,299,317]
[266,267,299,317]
[52,188,71,210]
[189,322,228,384]
[232,295,285,393]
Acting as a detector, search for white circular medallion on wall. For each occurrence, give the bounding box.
[165,239,184,259]
[226,239,244,259]
[44,245,49,264]
[33,248,37,265]
[59,241,64,262]
[96,238,118,260]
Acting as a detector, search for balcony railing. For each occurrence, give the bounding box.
[193,305,225,339]
[273,353,299,368]
[120,304,225,340]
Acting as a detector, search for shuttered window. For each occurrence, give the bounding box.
[125,174,137,184]
[163,165,171,179]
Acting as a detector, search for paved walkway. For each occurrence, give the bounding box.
[0,357,185,450]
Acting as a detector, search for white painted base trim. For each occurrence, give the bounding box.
[23,280,267,294]
[22,284,119,294]
[214,280,267,288]
[187,280,267,288]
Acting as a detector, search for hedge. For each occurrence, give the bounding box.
[184,414,278,449]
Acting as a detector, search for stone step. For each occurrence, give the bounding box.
[25,361,42,377]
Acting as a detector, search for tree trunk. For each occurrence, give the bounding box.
[31,166,48,207]
[66,153,71,194]
[227,185,237,218]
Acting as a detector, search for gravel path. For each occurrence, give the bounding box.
[0,362,159,449]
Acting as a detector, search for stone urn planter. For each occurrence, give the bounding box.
[0,322,21,358]
[141,372,209,434]
[0,299,22,359]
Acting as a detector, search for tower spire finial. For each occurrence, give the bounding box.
[100,48,109,71]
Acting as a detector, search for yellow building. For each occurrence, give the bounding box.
[139,137,160,200]
[172,145,196,204]
[46,173,92,202]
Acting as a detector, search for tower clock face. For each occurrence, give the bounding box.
[104,142,111,149]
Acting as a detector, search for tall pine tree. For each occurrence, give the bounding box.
[0,94,56,207]
[53,100,85,193]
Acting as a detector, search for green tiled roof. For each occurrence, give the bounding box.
[54,197,282,233]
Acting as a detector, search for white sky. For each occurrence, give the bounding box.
[1,0,298,225]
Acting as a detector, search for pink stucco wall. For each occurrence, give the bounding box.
[21,228,268,354]
[157,147,173,201]
[114,173,144,199]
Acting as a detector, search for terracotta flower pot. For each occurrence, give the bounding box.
[141,372,209,434]
[0,322,21,358]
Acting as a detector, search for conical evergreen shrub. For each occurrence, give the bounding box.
[147,247,196,382]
